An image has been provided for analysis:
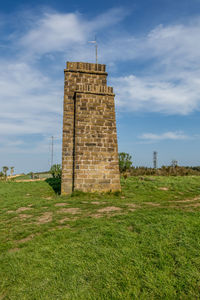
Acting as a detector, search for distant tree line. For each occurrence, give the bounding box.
[118,152,200,176]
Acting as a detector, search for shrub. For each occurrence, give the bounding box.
[50,164,62,179]
[118,152,132,173]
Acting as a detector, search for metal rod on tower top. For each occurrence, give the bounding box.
[88,37,98,64]
[95,43,98,64]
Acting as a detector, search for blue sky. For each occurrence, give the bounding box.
[1,0,200,173]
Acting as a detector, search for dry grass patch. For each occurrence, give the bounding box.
[126,203,139,208]
[91,201,106,205]
[19,214,32,220]
[37,212,53,224]
[144,202,160,206]
[16,207,32,213]
[54,203,69,207]
[16,234,38,244]
[57,208,81,214]
[97,206,122,213]
[90,213,103,219]
[59,217,71,223]
[158,187,169,191]
[171,196,200,203]
[185,203,200,207]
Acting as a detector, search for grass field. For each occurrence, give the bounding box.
[1,176,200,299]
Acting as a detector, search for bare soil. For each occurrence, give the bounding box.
[57,208,81,214]
[37,212,53,224]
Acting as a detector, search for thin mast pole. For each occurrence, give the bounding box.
[96,43,98,64]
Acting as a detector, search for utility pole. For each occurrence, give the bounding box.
[51,136,54,168]
[88,36,98,64]
[153,151,157,169]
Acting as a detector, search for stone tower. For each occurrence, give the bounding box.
[61,62,121,194]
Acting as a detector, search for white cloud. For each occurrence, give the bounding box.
[18,8,127,57]
[139,131,190,141]
[108,18,200,115]
[19,13,86,55]
[0,60,63,136]
[112,73,200,115]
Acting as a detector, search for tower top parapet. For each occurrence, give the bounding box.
[65,61,107,74]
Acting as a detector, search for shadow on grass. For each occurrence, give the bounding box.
[45,178,61,194]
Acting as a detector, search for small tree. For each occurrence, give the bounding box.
[10,166,14,176]
[118,152,132,173]
[50,164,62,179]
[2,166,9,179]
[0,171,4,180]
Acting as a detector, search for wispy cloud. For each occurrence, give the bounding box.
[139,131,190,142]
[110,18,200,115]
[17,7,127,57]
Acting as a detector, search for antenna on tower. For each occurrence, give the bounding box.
[88,36,98,64]
[153,151,157,169]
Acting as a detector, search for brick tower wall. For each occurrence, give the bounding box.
[61,62,121,194]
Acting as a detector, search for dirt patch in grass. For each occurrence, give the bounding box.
[37,212,53,224]
[171,197,200,203]
[16,207,32,213]
[128,208,136,212]
[144,202,160,206]
[126,203,139,212]
[128,225,134,231]
[126,203,139,208]
[7,210,15,214]
[57,208,81,214]
[158,187,169,191]
[44,197,52,200]
[97,206,122,213]
[16,234,38,244]
[185,203,200,207]
[19,214,32,220]
[59,217,70,223]
[90,206,122,219]
[55,203,69,207]
[59,217,78,223]
[90,213,104,219]
[91,201,106,205]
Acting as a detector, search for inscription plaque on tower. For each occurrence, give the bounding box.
[61,62,121,194]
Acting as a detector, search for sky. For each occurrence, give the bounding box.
[1,0,200,173]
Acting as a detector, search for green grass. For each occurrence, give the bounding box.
[1,176,200,299]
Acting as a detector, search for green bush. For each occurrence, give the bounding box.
[118,152,132,173]
[50,164,62,179]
